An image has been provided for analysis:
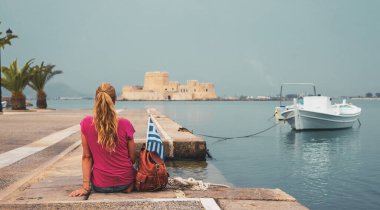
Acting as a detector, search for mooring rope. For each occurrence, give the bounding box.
[167,177,230,191]
[188,123,278,144]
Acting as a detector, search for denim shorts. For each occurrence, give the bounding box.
[92,183,132,193]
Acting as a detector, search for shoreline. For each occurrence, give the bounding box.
[350,97,380,100]
[5,97,379,104]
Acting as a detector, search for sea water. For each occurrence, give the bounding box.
[47,99,380,210]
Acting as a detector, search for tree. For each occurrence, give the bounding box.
[29,62,62,109]
[1,59,33,110]
[376,93,380,98]
[365,92,373,98]
[1,22,18,113]
[0,22,18,49]
[239,95,247,100]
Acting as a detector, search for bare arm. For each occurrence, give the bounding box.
[69,132,93,197]
[128,138,136,164]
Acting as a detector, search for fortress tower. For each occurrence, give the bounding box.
[143,72,169,92]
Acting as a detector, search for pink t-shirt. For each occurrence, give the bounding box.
[80,116,135,188]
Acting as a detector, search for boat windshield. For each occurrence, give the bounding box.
[279,83,317,106]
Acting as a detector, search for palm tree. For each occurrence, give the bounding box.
[1,22,18,113]
[1,59,33,110]
[0,22,18,48]
[29,62,62,109]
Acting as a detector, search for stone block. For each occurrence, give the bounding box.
[184,187,296,201]
[172,140,206,160]
[218,199,309,210]
[4,185,85,203]
[88,189,178,200]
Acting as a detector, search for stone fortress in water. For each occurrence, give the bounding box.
[121,72,217,100]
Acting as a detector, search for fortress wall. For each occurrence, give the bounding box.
[171,93,193,100]
[143,71,169,91]
[187,80,199,87]
[164,81,180,92]
[193,83,217,99]
[187,80,201,94]
[178,85,189,93]
[193,92,217,100]
[122,91,165,100]
[183,81,217,99]
[123,85,143,92]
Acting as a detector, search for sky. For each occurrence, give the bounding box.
[1,0,379,97]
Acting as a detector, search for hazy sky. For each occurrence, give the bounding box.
[1,0,379,97]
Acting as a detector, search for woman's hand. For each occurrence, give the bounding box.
[69,188,90,197]
[69,132,93,197]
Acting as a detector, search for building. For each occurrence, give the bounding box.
[121,72,217,100]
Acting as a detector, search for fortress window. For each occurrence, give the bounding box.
[206,89,208,92]
[194,89,196,92]
[165,88,167,91]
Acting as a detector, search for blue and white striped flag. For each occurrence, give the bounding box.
[146,117,165,160]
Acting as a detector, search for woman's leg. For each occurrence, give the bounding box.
[93,184,131,193]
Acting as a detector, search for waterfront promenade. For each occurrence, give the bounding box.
[0,109,307,209]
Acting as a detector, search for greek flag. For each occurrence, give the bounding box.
[146,117,165,160]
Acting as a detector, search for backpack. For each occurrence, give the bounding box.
[135,144,169,191]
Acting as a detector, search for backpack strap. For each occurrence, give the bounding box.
[149,151,164,164]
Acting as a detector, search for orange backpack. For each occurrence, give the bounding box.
[135,145,169,191]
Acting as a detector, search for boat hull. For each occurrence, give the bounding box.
[282,109,360,130]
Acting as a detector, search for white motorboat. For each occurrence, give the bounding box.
[275,83,361,130]
[281,97,361,130]
[1,101,6,108]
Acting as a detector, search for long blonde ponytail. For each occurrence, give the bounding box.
[93,83,118,152]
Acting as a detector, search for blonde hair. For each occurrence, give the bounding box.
[93,83,118,152]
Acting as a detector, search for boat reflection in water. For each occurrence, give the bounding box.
[281,128,361,208]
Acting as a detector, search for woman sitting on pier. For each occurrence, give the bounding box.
[70,83,136,196]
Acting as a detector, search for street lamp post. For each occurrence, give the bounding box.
[0,28,14,114]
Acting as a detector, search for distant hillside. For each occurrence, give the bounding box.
[44,83,88,98]
[1,83,88,99]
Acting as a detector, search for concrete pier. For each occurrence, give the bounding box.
[147,108,207,160]
[111,109,207,160]
[0,109,308,209]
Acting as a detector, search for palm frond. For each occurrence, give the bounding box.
[46,70,63,82]
[28,62,63,91]
[1,59,33,92]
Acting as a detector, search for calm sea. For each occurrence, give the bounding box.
[47,99,380,210]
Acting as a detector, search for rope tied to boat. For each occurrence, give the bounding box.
[179,123,278,144]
